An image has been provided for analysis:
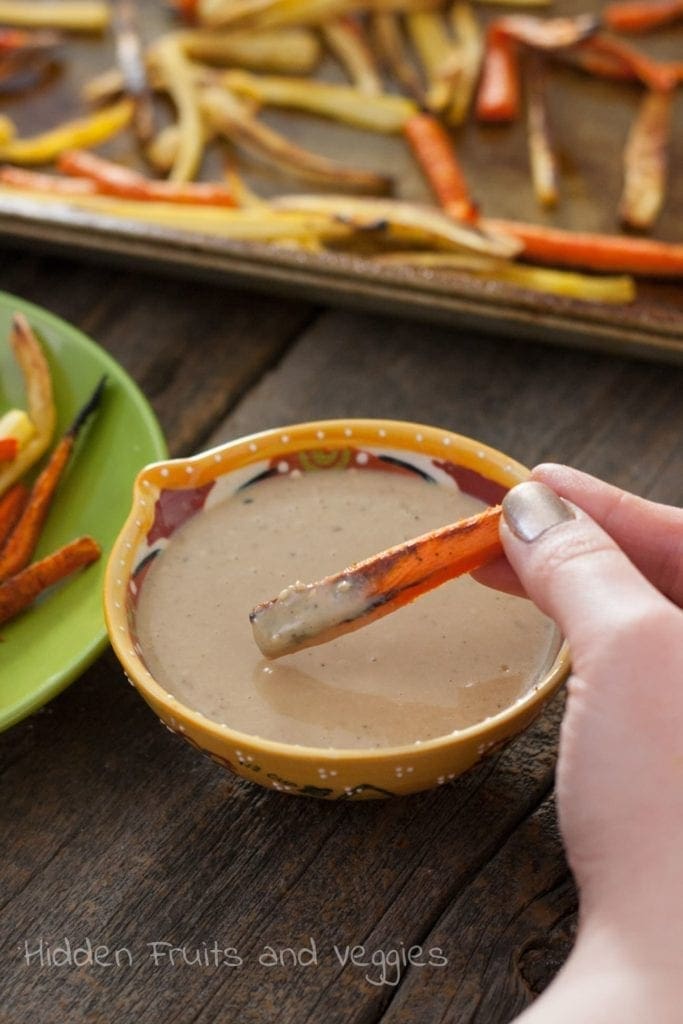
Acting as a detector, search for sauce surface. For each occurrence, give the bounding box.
[136,467,560,749]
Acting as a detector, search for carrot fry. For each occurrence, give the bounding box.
[403,112,477,221]
[494,13,598,50]
[525,57,558,208]
[603,0,683,34]
[619,90,672,231]
[56,149,237,206]
[0,164,98,194]
[0,437,18,461]
[577,34,678,92]
[0,535,101,625]
[250,504,503,657]
[0,377,105,582]
[484,218,683,277]
[475,26,520,122]
[0,482,28,546]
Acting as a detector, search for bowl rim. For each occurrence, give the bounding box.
[104,417,571,763]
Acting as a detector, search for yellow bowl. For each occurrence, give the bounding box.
[104,419,569,799]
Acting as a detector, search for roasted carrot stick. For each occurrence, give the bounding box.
[578,34,678,91]
[403,112,477,221]
[475,26,520,122]
[0,437,18,461]
[0,377,105,582]
[0,535,100,625]
[56,149,237,206]
[0,482,28,546]
[620,89,672,231]
[483,218,683,276]
[250,504,503,658]
[0,164,98,194]
[603,0,683,34]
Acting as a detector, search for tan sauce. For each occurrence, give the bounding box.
[136,468,560,749]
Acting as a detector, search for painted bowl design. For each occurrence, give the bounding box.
[104,420,569,799]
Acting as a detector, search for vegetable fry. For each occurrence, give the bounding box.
[178,27,321,72]
[0,437,18,461]
[0,164,98,194]
[0,100,133,165]
[619,90,672,231]
[0,482,28,547]
[0,314,55,496]
[406,10,455,112]
[0,377,105,582]
[221,70,417,132]
[484,218,683,277]
[577,35,679,92]
[603,0,683,34]
[373,251,636,302]
[152,35,204,183]
[250,504,504,657]
[403,112,477,221]
[371,12,425,105]
[446,0,483,126]
[494,14,599,51]
[525,57,558,208]
[113,0,155,144]
[272,193,521,256]
[475,26,520,122]
[57,149,237,206]
[0,1,109,32]
[322,17,382,95]
[201,86,393,193]
[0,535,101,626]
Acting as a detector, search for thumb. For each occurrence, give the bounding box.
[500,481,669,665]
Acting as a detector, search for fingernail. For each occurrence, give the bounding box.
[502,481,574,542]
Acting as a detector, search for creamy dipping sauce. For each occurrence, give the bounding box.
[136,468,560,749]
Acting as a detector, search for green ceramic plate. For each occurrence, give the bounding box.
[0,292,167,731]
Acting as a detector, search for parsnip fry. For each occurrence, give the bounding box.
[447,0,483,126]
[495,14,599,51]
[322,17,382,95]
[526,57,558,208]
[179,27,321,72]
[406,10,455,112]
[371,12,425,105]
[221,70,417,132]
[0,536,101,626]
[272,193,521,256]
[619,89,672,232]
[373,251,636,302]
[0,100,133,165]
[0,377,105,582]
[0,314,55,496]
[201,86,393,192]
[152,35,204,182]
[0,1,109,32]
[250,505,503,658]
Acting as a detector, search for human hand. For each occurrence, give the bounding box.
[474,465,683,1022]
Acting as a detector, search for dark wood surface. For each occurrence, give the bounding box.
[1,249,682,1024]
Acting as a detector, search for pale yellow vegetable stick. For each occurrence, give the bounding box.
[221,70,417,132]
[371,12,426,105]
[322,18,382,95]
[0,101,133,165]
[406,10,456,112]
[179,28,321,73]
[447,0,483,125]
[0,116,15,145]
[152,36,204,183]
[0,0,109,31]
[0,314,56,496]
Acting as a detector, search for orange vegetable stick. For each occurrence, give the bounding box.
[403,112,477,222]
[0,437,18,461]
[483,218,683,277]
[578,34,678,91]
[0,377,105,583]
[0,535,101,625]
[604,0,683,34]
[0,164,98,194]
[56,150,237,207]
[250,505,503,658]
[475,27,520,122]
[0,482,28,546]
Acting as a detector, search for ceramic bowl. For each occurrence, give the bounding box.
[104,419,569,799]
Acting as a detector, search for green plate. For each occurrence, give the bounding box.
[0,292,167,731]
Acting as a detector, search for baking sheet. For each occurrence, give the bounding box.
[0,0,681,362]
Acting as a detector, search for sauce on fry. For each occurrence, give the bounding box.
[135,468,560,749]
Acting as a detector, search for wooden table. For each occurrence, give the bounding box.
[2,250,682,1024]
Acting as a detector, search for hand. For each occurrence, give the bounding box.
[474,465,683,1022]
